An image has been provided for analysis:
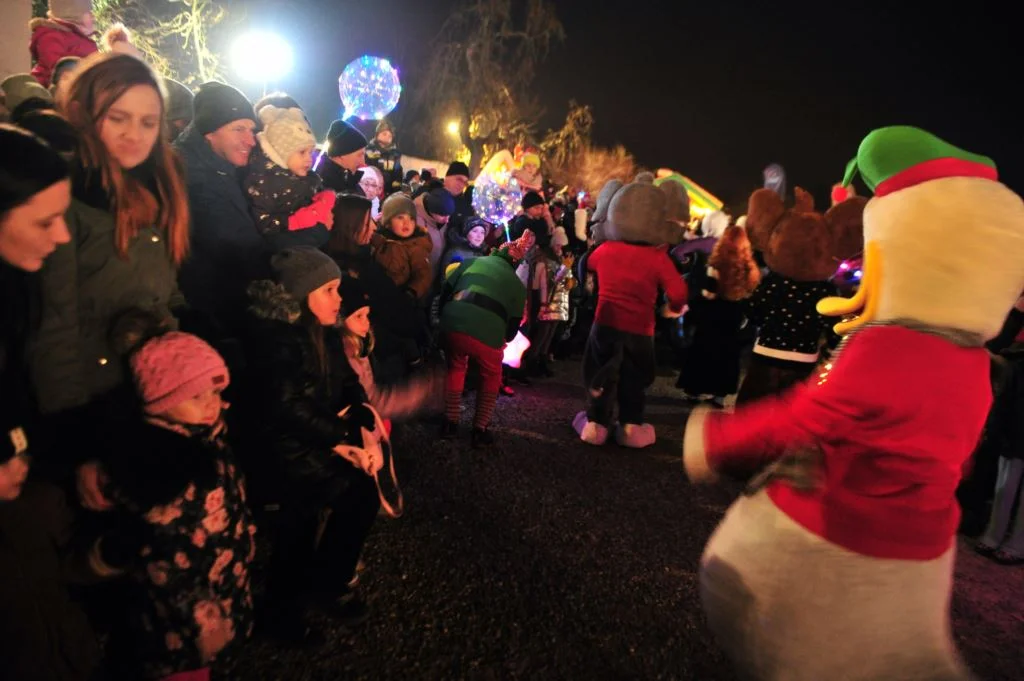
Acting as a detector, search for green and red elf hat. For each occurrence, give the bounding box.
[843,126,997,197]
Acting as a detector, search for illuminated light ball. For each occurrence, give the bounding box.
[853,269,863,279]
[338,55,402,120]
[472,176,523,226]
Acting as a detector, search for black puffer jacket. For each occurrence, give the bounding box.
[238,281,369,494]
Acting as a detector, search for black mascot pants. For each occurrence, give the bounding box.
[583,324,655,427]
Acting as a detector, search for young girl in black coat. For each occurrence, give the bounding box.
[241,246,382,644]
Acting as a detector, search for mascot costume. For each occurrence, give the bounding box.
[573,176,688,448]
[683,126,1024,680]
[439,231,533,448]
[738,186,866,403]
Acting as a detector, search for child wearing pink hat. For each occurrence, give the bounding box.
[85,329,256,681]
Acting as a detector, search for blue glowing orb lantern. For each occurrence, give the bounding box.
[338,56,402,120]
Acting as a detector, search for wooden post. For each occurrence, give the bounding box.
[0,0,33,80]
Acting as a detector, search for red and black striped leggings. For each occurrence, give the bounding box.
[443,331,504,430]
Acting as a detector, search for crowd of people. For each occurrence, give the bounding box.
[3,4,1024,680]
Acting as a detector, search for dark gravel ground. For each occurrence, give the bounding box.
[232,359,1024,681]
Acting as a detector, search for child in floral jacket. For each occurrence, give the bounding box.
[92,330,256,681]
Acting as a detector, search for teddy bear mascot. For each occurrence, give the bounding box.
[737,185,866,403]
[682,126,1024,680]
[572,177,688,448]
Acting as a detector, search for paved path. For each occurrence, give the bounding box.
[234,360,1024,680]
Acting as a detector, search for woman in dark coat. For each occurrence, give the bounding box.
[28,53,190,419]
[325,193,424,381]
[677,225,761,407]
[240,247,380,643]
[0,125,102,681]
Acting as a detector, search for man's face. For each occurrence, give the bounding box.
[526,205,545,219]
[444,174,469,197]
[333,147,365,172]
[204,118,256,167]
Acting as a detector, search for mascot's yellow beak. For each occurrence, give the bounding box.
[817,240,883,335]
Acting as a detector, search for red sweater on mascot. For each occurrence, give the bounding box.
[573,173,689,448]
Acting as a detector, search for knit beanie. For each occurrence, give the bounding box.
[522,191,544,210]
[193,82,256,136]
[271,247,342,301]
[48,0,92,22]
[379,193,416,227]
[462,216,492,237]
[326,119,367,157]
[339,275,370,319]
[163,78,194,123]
[424,188,455,217]
[446,161,470,178]
[131,332,230,415]
[2,75,53,112]
[257,106,316,170]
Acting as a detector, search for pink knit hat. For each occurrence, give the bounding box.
[130,332,230,414]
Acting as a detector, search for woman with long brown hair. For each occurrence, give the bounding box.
[325,193,423,382]
[28,52,190,417]
[677,224,761,407]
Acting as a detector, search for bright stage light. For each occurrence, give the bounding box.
[232,31,294,83]
[446,120,460,135]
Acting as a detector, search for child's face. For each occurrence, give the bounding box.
[390,213,416,238]
[308,278,342,326]
[344,306,372,339]
[467,225,487,248]
[0,453,30,502]
[287,145,314,177]
[80,12,96,33]
[163,388,225,427]
[377,130,393,146]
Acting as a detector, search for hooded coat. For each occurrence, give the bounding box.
[29,17,98,86]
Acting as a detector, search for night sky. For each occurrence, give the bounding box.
[246,0,1020,207]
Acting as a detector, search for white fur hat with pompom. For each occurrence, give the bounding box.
[257,105,316,170]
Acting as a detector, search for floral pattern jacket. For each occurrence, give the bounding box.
[100,419,256,680]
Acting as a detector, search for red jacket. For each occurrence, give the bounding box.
[588,241,687,336]
[30,18,98,86]
[686,325,991,560]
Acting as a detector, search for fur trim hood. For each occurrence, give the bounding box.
[29,17,94,37]
[247,280,302,325]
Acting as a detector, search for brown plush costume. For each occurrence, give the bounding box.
[738,187,864,403]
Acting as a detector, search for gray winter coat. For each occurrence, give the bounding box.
[29,198,183,414]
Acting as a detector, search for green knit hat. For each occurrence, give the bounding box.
[843,126,997,197]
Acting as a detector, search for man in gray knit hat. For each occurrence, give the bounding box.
[162,78,193,143]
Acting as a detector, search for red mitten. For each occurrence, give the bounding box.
[313,190,337,209]
[287,204,322,231]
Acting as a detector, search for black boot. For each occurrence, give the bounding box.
[471,428,494,448]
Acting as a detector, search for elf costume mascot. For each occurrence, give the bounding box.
[439,231,534,448]
[573,178,688,448]
[683,126,1024,680]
